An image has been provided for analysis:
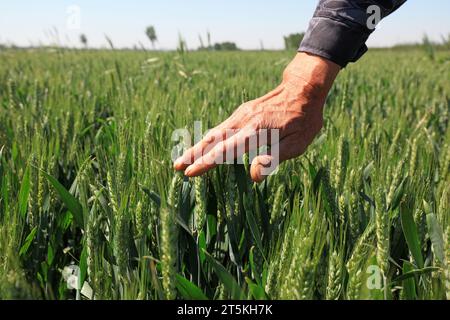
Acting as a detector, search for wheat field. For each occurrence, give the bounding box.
[0,48,448,300]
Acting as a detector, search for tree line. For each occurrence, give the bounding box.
[77,27,305,51]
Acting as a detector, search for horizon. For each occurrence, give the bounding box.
[1,0,449,50]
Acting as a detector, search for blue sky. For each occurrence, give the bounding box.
[0,0,449,49]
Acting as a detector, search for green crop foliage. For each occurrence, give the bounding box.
[0,48,448,300]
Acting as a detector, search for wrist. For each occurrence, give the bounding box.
[282,52,341,100]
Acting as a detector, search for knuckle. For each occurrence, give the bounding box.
[251,112,265,128]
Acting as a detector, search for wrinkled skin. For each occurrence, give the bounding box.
[174,52,341,182]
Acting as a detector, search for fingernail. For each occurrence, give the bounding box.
[184,166,193,176]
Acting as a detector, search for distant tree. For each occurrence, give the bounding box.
[146,26,157,49]
[284,32,305,51]
[80,34,88,48]
[213,42,239,51]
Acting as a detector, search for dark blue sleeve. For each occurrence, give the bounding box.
[299,0,407,67]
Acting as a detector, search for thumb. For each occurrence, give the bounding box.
[249,134,305,183]
[250,154,278,183]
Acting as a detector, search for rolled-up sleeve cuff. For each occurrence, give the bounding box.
[299,17,372,67]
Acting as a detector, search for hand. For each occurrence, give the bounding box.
[174,52,341,182]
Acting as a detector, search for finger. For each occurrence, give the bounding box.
[184,126,260,177]
[173,102,252,171]
[173,123,237,171]
[250,134,308,183]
